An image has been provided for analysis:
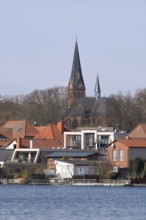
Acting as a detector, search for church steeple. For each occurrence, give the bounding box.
[95,73,101,99]
[67,41,86,109]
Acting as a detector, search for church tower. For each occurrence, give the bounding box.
[67,41,86,109]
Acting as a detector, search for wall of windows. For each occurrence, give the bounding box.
[112,149,124,162]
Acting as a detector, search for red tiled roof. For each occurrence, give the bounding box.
[2,120,38,139]
[15,123,65,149]
[35,126,47,132]
[141,124,146,132]
[34,123,65,141]
[32,139,63,149]
[120,139,146,147]
[128,123,146,138]
[0,128,12,140]
[16,138,64,149]
[34,124,55,139]
[109,139,146,148]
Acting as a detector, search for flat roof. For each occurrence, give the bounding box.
[46,151,99,158]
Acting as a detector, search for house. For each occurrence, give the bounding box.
[45,150,104,179]
[46,159,99,179]
[106,139,146,170]
[11,148,40,163]
[0,120,39,149]
[5,149,102,178]
[64,127,115,154]
[4,148,60,177]
[1,121,69,150]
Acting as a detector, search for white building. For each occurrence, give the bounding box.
[51,160,97,179]
[64,127,115,154]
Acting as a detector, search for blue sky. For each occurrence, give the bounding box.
[0,0,146,97]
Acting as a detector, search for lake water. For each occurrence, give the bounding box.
[0,185,146,220]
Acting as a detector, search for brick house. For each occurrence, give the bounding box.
[106,139,146,169]
[1,120,69,150]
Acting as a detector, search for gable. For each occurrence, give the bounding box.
[128,124,146,139]
[25,121,39,137]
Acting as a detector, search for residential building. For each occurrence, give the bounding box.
[106,139,146,170]
[64,127,115,154]
[45,149,103,179]
[1,121,68,150]
[46,160,100,179]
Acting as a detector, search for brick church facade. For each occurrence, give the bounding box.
[65,41,107,129]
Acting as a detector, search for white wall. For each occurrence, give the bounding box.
[55,160,74,179]
[6,140,17,149]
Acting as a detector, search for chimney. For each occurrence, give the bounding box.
[57,121,63,133]
[30,140,33,149]
[16,138,21,149]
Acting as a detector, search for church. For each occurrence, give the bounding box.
[65,41,108,129]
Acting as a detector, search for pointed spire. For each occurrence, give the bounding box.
[95,73,101,99]
[69,40,85,89]
[67,40,86,109]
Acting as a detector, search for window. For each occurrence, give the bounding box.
[112,149,117,161]
[85,133,94,146]
[100,135,109,144]
[77,167,84,175]
[75,135,81,141]
[119,150,124,161]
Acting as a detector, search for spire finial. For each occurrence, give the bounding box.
[75,35,78,42]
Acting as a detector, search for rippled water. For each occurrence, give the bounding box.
[0,185,146,220]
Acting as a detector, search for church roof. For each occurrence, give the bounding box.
[67,96,106,117]
[91,97,107,116]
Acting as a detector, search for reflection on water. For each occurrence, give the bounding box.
[0,185,146,220]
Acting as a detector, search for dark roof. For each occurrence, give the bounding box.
[91,97,106,116]
[57,159,98,166]
[0,149,14,162]
[46,150,99,158]
[68,97,95,117]
[69,41,85,90]
[68,96,106,117]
